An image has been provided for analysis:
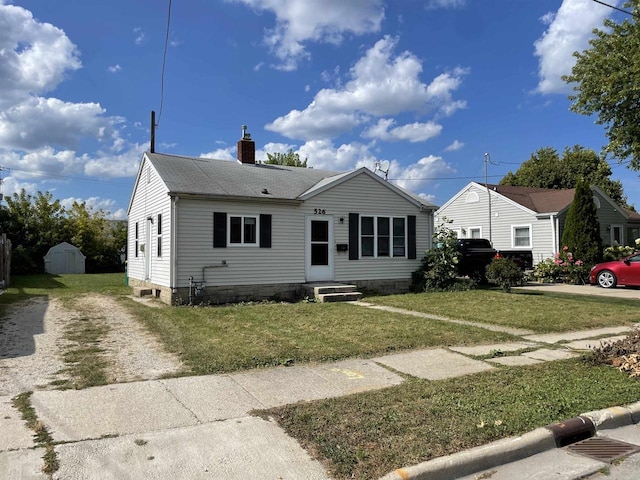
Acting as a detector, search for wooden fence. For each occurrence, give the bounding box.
[0,233,11,288]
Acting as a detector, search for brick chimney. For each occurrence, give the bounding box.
[237,125,255,165]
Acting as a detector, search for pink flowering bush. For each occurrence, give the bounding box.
[533,246,590,284]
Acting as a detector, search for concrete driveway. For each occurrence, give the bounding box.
[515,282,640,300]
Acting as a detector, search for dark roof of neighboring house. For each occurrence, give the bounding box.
[487,184,576,213]
[143,153,436,208]
[625,208,640,223]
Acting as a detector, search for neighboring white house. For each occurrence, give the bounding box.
[127,133,437,304]
[44,242,86,274]
[436,182,640,266]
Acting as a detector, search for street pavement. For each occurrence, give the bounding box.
[2,283,640,479]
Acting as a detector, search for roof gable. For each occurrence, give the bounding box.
[299,167,437,209]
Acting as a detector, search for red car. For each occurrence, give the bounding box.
[590,253,640,288]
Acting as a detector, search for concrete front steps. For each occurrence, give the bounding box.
[303,283,363,303]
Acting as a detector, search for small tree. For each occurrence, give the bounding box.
[560,179,602,265]
[265,149,308,167]
[411,219,471,292]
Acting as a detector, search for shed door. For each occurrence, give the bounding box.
[305,216,334,282]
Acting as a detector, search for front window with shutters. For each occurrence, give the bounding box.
[361,216,406,258]
[229,215,258,245]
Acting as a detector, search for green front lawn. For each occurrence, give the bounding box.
[366,289,640,333]
[127,301,513,374]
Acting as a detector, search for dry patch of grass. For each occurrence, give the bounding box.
[260,359,640,479]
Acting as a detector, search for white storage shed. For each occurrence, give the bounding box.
[44,242,86,274]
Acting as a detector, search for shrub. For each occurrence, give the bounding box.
[486,257,524,293]
[603,244,635,261]
[532,246,591,284]
[411,219,473,293]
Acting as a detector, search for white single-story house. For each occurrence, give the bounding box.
[436,182,640,266]
[44,242,86,274]
[127,132,437,304]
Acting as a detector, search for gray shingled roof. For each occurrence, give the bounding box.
[145,153,436,209]
[146,153,340,200]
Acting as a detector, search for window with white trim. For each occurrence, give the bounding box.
[361,216,406,258]
[512,225,531,248]
[229,215,258,245]
[469,227,482,239]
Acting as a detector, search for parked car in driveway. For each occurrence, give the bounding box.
[590,253,640,288]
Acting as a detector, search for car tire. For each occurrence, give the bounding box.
[596,270,617,289]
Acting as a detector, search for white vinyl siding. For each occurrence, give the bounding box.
[305,173,431,282]
[176,199,305,287]
[127,158,171,286]
[436,183,555,265]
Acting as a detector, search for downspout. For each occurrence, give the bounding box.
[171,196,178,296]
[550,213,557,257]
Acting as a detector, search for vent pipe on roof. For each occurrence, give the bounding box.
[237,125,255,165]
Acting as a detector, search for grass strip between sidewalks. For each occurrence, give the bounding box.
[366,289,640,333]
[259,359,640,480]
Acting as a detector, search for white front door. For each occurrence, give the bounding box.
[305,215,334,282]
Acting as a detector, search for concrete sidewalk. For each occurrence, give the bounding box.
[2,302,640,479]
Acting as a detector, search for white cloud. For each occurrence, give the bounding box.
[299,139,377,171]
[133,27,146,45]
[362,118,442,142]
[1,175,38,197]
[0,97,121,150]
[426,0,466,9]
[83,142,147,178]
[0,141,147,181]
[534,0,620,94]
[200,147,235,161]
[445,139,464,151]
[266,36,468,140]
[0,2,81,110]
[107,64,121,73]
[230,0,384,70]
[393,155,456,193]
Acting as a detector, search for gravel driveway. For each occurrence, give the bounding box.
[0,294,184,398]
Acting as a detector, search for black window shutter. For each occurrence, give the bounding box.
[349,213,359,260]
[213,212,227,248]
[260,214,272,248]
[408,215,417,259]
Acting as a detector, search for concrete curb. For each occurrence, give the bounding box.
[380,401,640,480]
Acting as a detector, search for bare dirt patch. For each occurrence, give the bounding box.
[0,294,184,398]
[0,297,68,397]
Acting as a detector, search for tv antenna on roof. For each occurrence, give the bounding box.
[374,160,390,181]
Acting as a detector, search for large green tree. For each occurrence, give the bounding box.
[265,149,308,167]
[500,145,628,207]
[563,1,640,170]
[560,178,602,265]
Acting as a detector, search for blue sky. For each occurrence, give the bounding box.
[1,0,637,219]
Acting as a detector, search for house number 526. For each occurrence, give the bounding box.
[314,209,326,215]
